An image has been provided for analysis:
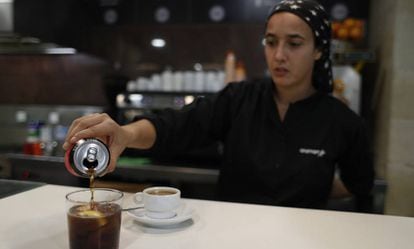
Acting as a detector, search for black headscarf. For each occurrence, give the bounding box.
[266,0,333,93]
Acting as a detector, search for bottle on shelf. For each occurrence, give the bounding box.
[40,112,60,156]
[235,61,247,82]
[162,67,173,92]
[224,50,236,84]
[23,121,42,156]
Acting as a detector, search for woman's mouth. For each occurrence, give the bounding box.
[273,67,289,77]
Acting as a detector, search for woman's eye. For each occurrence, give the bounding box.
[289,42,302,47]
[263,37,276,47]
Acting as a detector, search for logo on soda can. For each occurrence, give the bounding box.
[65,138,110,177]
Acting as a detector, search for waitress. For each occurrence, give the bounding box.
[63,0,374,212]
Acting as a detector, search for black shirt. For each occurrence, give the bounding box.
[141,79,374,211]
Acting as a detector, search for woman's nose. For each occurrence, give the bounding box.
[274,44,286,61]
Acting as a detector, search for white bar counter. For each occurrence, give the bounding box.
[1,185,414,249]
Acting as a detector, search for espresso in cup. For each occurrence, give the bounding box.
[134,186,181,219]
[146,189,177,196]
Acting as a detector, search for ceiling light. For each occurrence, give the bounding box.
[151,38,166,48]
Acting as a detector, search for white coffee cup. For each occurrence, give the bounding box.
[134,186,181,219]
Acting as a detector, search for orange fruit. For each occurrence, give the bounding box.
[349,26,363,41]
[336,27,349,40]
[354,19,364,28]
[343,18,356,28]
[331,22,341,37]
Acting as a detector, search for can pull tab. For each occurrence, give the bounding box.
[65,138,110,177]
[82,147,98,169]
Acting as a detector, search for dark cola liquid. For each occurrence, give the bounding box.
[88,169,96,206]
[67,203,121,249]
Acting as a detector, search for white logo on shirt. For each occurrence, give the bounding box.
[299,148,326,158]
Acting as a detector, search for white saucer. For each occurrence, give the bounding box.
[127,205,194,227]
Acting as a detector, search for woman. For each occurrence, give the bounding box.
[63,0,374,211]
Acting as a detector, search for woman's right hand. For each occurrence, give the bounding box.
[62,113,132,173]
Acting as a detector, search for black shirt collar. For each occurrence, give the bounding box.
[266,80,326,126]
[267,80,325,106]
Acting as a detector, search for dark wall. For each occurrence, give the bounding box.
[9,0,371,105]
[76,24,266,80]
[0,54,110,105]
[14,0,270,79]
[14,0,371,72]
[14,0,371,31]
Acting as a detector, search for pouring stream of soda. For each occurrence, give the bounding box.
[87,168,96,209]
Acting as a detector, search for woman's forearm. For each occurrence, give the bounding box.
[122,119,157,149]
